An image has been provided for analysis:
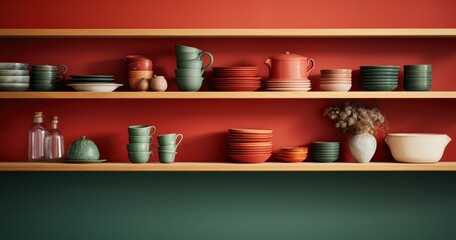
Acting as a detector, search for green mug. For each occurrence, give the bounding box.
[128,151,152,163]
[175,45,202,54]
[158,150,177,164]
[157,133,183,147]
[158,144,177,151]
[175,77,204,91]
[128,125,157,136]
[176,59,213,71]
[129,136,152,143]
[127,143,156,152]
[175,68,204,77]
[176,51,214,63]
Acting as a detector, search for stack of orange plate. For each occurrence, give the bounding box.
[274,147,309,163]
[264,79,311,91]
[211,66,261,91]
[227,128,273,163]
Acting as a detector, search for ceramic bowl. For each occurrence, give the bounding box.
[0,82,29,91]
[404,65,432,71]
[0,76,30,83]
[0,70,29,76]
[361,84,398,91]
[320,83,351,91]
[129,136,152,143]
[158,150,177,163]
[31,83,57,91]
[67,83,122,92]
[0,62,29,70]
[228,153,271,163]
[320,69,352,74]
[320,73,352,78]
[385,133,451,163]
[176,77,204,91]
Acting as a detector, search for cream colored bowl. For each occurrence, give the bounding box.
[385,133,451,163]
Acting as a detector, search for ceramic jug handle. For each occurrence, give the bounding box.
[150,126,157,136]
[57,65,68,75]
[307,58,315,75]
[175,134,184,148]
[199,52,214,72]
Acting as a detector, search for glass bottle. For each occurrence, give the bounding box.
[45,116,65,162]
[28,112,47,162]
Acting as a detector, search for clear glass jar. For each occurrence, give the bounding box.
[28,112,47,162]
[45,116,64,162]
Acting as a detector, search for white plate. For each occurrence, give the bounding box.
[67,83,122,92]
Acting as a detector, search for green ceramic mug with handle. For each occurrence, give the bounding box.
[128,151,152,163]
[157,133,183,147]
[128,125,157,136]
[127,143,156,152]
[158,150,177,164]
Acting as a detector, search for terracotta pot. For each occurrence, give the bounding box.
[264,51,315,80]
[126,55,153,71]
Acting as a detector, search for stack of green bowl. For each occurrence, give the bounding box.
[360,65,399,91]
[31,65,67,91]
[404,64,432,91]
[311,142,340,162]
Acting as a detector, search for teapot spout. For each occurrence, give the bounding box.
[264,58,272,69]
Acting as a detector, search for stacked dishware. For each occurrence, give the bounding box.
[311,142,340,162]
[210,66,261,91]
[127,125,156,163]
[0,62,30,91]
[404,64,432,91]
[320,69,352,91]
[175,45,214,91]
[360,65,399,91]
[274,147,308,163]
[126,55,153,91]
[157,133,183,163]
[31,65,67,91]
[227,128,272,163]
[67,75,122,92]
[264,51,314,91]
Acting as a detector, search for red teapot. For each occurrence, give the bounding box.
[264,52,315,80]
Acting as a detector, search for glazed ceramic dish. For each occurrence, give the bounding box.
[227,128,273,163]
[385,133,451,163]
[67,83,122,92]
[0,83,29,91]
[0,62,29,70]
[64,159,107,163]
[320,83,351,92]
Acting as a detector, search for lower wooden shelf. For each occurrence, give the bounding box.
[0,162,455,171]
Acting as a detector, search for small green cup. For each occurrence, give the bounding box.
[177,59,203,69]
[175,45,202,54]
[158,150,177,164]
[129,136,152,143]
[175,68,203,77]
[176,77,204,91]
[128,125,156,136]
[127,143,156,152]
[128,151,152,163]
[157,133,183,147]
[159,145,177,151]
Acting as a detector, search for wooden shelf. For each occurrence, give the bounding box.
[0,91,455,99]
[0,162,455,171]
[1,29,456,38]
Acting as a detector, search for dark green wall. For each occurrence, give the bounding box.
[1,172,455,240]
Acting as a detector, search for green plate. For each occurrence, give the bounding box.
[64,159,107,163]
[361,72,399,76]
[313,158,339,162]
[360,65,400,69]
[360,69,399,73]
[361,82,398,85]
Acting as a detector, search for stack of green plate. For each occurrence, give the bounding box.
[311,141,340,162]
[404,65,432,91]
[360,66,399,91]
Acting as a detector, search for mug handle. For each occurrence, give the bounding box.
[175,134,184,148]
[199,52,214,72]
[57,65,68,75]
[150,126,157,135]
[150,143,156,152]
[307,58,315,75]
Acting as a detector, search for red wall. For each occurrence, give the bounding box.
[0,0,455,163]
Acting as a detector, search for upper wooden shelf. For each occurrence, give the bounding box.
[0,162,455,171]
[1,29,456,38]
[0,91,455,99]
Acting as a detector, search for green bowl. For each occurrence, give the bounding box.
[128,151,151,163]
[404,65,432,71]
[360,68,399,72]
[176,77,204,91]
[360,65,400,69]
[404,86,431,91]
[362,84,398,91]
[31,83,57,91]
[32,79,58,84]
[313,157,339,162]
[0,70,29,76]
[361,72,399,76]
[361,80,398,84]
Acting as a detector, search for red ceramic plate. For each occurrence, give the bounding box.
[211,77,262,80]
[266,80,311,83]
[266,87,311,91]
[228,153,271,163]
[228,129,273,134]
[227,138,273,143]
[212,85,260,91]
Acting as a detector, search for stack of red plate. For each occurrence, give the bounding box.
[265,79,311,91]
[211,66,261,91]
[227,128,273,163]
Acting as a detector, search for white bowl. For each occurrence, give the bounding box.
[320,83,352,91]
[385,133,451,163]
[68,83,123,92]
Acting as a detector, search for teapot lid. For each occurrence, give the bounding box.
[270,51,307,61]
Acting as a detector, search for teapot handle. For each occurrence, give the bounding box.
[307,58,315,75]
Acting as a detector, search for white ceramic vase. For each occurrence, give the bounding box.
[349,133,377,163]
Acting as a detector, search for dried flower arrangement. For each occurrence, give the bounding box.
[324,102,387,135]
